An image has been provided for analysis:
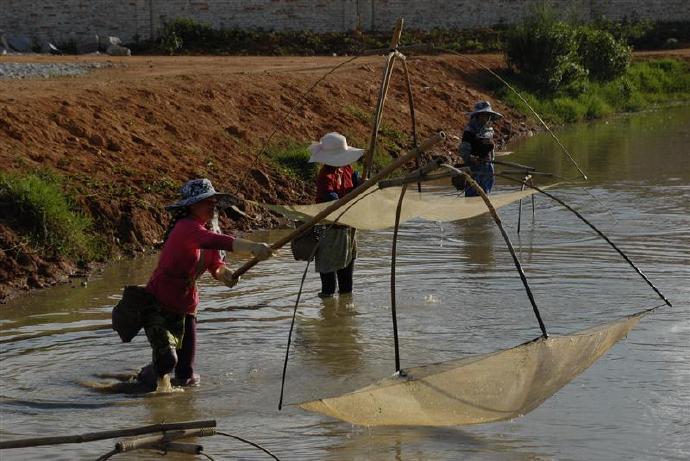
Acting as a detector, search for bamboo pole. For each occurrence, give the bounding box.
[360,43,429,56]
[115,428,215,452]
[0,420,216,450]
[378,158,442,188]
[401,58,422,192]
[363,18,404,178]
[390,183,408,373]
[232,131,446,279]
[378,170,457,188]
[364,54,395,177]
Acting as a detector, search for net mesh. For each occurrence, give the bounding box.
[267,187,538,230]
[297,312,642,427]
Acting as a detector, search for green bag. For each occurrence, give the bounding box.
[290,227,318,261]
[111,285,157,343]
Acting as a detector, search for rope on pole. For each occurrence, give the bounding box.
[438,47,588,181]
[499,175,673,308]
[239,54,360,184]
[216,431,282,461]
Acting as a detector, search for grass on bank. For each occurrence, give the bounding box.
[0,172,104,261]
[493,59,690,124]
[264,141,317,182]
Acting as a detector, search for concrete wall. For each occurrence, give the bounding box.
[2,0,689,44]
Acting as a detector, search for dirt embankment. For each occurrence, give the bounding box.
[0,53,535,302]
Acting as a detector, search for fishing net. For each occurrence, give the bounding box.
[267,187,538,230]
[297,312,643,427]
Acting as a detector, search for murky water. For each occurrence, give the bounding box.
[1,106,689,460]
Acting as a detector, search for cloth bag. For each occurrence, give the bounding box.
[111,285,157,343]
[290,227,318,261]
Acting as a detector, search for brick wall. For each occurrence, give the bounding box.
[1,0,689,44]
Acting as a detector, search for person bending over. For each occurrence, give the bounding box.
[137,178,272,391]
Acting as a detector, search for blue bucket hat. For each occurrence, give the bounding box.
[165,178,231,211]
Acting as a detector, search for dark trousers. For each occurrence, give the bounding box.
[174,315,197,379]
[320,259,355,295]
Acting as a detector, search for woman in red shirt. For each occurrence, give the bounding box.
[309,133,364,298]
[138,178,272,391]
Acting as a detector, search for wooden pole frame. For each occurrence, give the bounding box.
[361,16,424,196]
[363,18,404,178]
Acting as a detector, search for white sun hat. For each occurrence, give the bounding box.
[308,132,365,167]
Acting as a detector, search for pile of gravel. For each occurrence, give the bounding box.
[0,62,109,79]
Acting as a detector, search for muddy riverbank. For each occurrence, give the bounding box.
[0,53,540,302]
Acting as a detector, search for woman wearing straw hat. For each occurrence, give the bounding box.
[458,101,503,196]
[309,132,364,298]
[137,178,273,391]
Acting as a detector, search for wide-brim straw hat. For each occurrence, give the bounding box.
[308,132,365,167]
[469,100,503,118]
[165,178,232,211]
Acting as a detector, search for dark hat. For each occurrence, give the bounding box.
[469,101,503,118]
[165,178,231,211]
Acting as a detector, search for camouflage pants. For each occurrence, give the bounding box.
[142,304,186,365]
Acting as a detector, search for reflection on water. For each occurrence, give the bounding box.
[296,295,363,375]
[452,217,497,268]
[1,106,689,460]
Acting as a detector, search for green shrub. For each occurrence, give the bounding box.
[594,18,690,50]
[0,172,100,260]
[159,18,215,54]
[577,28,631,81]
[144,17,510,56]
[495,59,690,124]
[505,9,587,93]
[592,17,655,46]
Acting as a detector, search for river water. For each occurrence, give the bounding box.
[1,106,689,460]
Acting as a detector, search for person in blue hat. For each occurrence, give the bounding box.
[458,101,503,196]
[137,178,273,391]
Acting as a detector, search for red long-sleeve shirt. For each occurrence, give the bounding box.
[146,216,235,314]
[315,165,356,203]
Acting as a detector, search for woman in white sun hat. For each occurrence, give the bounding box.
[309,132,364,298]
[135,178,273,391]
[458,100,503,196]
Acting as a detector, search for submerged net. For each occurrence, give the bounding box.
[297,312,643,427]
[267,187,538,230]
